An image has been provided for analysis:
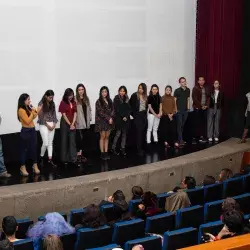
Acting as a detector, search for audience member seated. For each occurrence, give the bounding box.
[132,186,144,200]
[43,234,63,250]
[204,210,250,242]
[27,212,75,239]
[202,175,216,186]
[165,188,191,212]
[221,198,241,220]
[2,216,20,243]
[76,204,107,229]
[218,168,233,182]
[136,192,162,219]
[181,176,196,189]
[0,239,13,250]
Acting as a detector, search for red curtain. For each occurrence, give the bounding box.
[195,0,244,99]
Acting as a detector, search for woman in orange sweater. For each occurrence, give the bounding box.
[17,93,41,176]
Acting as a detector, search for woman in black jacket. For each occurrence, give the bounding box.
[111,86,131,156]
[129,83,148,155]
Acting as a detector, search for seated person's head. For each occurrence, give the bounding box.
[222,198,240,214]
[141,191,158,209]
[2,216,18,242]
[132,245,144,250]
[181,176,196,189]
[43,234,63,250]
[0,240,13,250]
[219,168,233,182]
[81,204,106,228]
[132,186,144,200]
[203,175,216,186]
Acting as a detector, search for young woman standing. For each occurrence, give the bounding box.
[207,80,224,142]
[75,84,92,163]
[38,90,58,167]
[111,86,131,156]
[18,93,41,176]
[58,88,77,165]
[95,86,114,160]
[159,85,179,148]
[129,83,148,155]
[146,84,162,144]
[239,91,250,143]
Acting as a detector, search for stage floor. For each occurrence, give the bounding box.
[0,139,229,187]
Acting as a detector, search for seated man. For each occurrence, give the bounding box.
[2,216,20,243]
[0,239,14,250]
[181,176,196,189]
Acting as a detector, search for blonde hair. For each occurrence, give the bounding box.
[43,235,63,250]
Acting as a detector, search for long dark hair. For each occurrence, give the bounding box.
[149,84,160,97]
[76,84,90,106]
[98,86,112,108]
[118,86,128,102]
[137,83,147,100]
[62,88,74,104]
[17,93,31,121]
[40,90,55,113]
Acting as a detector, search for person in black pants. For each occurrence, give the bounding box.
[111,86,131,156]
[129,83,148,155]
[174,77,190,146]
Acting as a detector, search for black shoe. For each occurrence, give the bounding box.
[48,160,57,168]
[121,148,127,156]
[39,157,44,167]
[111,149,119,155]
[105,152,111,160]
[137,149,144,156]
[100,152,106,160]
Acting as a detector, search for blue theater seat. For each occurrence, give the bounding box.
[162,227,198,250]
[75,225,113,250]
[198,221,223,243]
[176,205,204,229]
[124,236,162,250]
[204,199,223,223]
[60,233,77,250]
[204,183,223,203]
[13,239,34,250]
[112,219,145,246]
[186,187,204,205]
[86,244,121,250]
[16,218,33,239]
[244,174,250,193]
[157,192,171,209]
[129,199,142,216]
[145,212,175,234]
[223,176,245,198]
[70,208,86,226]
[234,193,250,215]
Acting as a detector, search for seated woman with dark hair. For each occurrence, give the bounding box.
[76,204,107,229]
[218,168,233,182]
[132,186,144,200]
[203,175,216,186]
[220,198,241,221]
[136,192,162,219]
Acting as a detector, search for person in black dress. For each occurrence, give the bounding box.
[111,86,131,156]
[129,83,148,155]
[95,86,114,160]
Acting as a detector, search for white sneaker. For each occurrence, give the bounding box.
[214,138,219,142]
[208,138,213,142]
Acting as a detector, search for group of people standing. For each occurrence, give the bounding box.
[9,76,223,176]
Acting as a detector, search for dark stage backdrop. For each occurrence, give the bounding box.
[195,0,244,137]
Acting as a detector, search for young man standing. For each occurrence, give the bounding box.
[0,114,11,178]
[192,76,210,143]
[174,77,190,146]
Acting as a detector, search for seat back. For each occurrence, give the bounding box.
[112,219,145,245]
[86,244,120,250]
[129,199,142,216]
[234,193,250,215]
[204,183,223,203]
[244,174,250,193]
[16,218,33,239]
[162,227,198,250]
[204,199,223,223]
[223,177,245,198]
[186,188,204,205]
[176,205,204,229]
[198,221,224,243]
[124,236,162,250]
[69,208,86,226]
[60,233,77,250]
[75,225,113,250]
[13,239,34,250]
[157,192,171,209]
[145,212,175,234]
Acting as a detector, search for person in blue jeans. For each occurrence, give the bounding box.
[174,77,190,146]
[0,114,11,178]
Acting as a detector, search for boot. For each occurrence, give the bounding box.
[239,129,248,143]
[32,163,40,175]
[39,156,44,167]
[20,165,29,177]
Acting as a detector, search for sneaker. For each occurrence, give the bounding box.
[199,137,207,143]
[214,138,219,142]
[208,138,213,142]
[0,172,11,178]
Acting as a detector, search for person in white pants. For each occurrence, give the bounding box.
[38,90,58,167]
[147,84,162,144]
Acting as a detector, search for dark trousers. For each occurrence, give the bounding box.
[159,115,177,145]
[60,119,77,163]
[112,127,127,150]
[20,127,37,165]
[207,107,221,138]
[176,111,188,142]
[192,109,207,138]
[76,129,85,152]
[134,111,147,150]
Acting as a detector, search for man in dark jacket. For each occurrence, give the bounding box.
[192,77,210,143]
